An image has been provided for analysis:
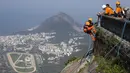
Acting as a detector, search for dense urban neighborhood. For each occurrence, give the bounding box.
[0,32,85,73]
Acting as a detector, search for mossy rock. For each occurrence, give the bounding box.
[95,56,127,73]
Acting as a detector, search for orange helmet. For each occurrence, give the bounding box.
[116,1,120,5]
[88,18,93,21]
[85,21,90,26]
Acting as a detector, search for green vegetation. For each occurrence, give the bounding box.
[10,53,20,63]
[15,62,26,67]
[96,27,119,46]
[15,67,34,72]
[95,56,127,73]
[64,56,80,66]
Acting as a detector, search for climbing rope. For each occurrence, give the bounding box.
[117,21,127,56]
[80,35,93,64]
[105,43,120,58]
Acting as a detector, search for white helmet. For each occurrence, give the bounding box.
[102,4,106,9]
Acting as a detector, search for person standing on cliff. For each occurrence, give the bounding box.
[115,1,124,18]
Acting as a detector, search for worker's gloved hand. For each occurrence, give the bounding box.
[93,22,98,26]
[95,22,98,24]
[94,22,98,25]
[97,12,103,16]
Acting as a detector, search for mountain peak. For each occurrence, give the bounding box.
[57,12,69,17]
[55,12,73,21]
[15,12,81,35]
[53,12,78,26]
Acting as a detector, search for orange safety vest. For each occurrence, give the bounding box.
[116,7,122,14]
[86,26,93,31]
[105,7,114,15]
[84,24,96,34]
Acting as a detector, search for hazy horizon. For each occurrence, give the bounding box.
[0,0,130,35]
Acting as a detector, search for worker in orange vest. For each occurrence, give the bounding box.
[115,1,123,18]
[102,4,115,16]
[83,18,96,41]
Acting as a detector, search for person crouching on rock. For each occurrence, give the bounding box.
[83,18,96,41]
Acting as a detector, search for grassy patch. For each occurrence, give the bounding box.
[95,56,127,73]
[10,53,20,63]
[64,57,80,66]
[15,67,34,72]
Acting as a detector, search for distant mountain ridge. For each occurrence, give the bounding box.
[14,12,82,35]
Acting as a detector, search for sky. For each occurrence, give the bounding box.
[0,0,130,35]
